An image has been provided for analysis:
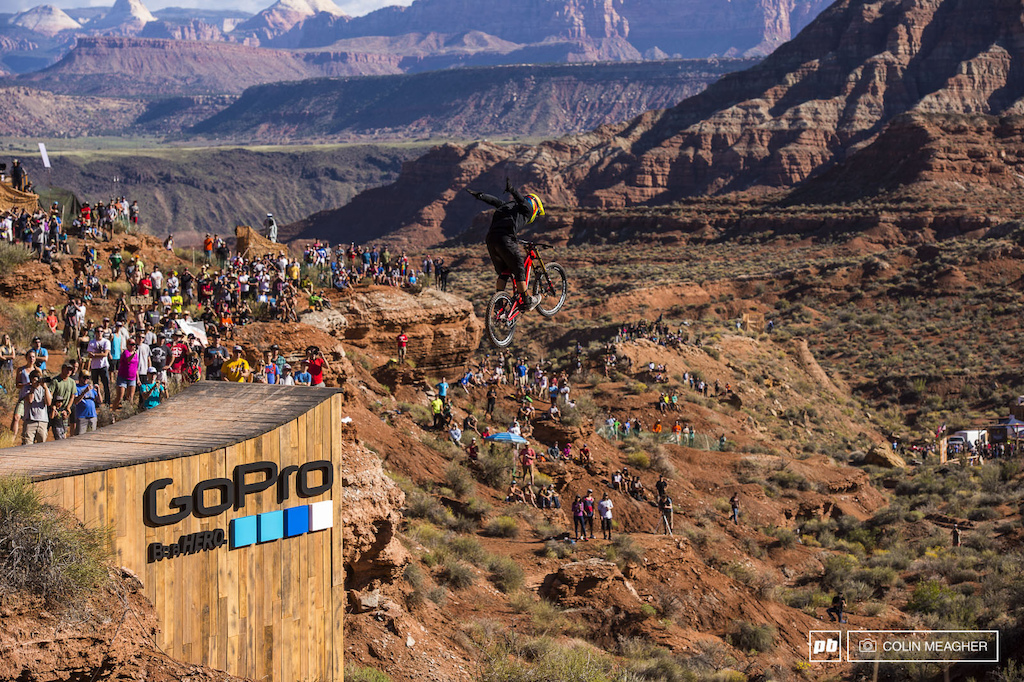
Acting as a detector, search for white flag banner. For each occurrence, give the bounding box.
[38,143,51,169]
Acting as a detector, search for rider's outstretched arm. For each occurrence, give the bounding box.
[466,189,503,208]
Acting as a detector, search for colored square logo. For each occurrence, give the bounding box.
[258,510,284,543]
[285,505,310,537]
[809,631,843,662]
[309,500,333,532]
[230,515,257,549]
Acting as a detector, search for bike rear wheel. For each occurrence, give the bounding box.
[534,262,568,317]
[486,292,518,348]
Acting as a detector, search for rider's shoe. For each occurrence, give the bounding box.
[524,294,542,311]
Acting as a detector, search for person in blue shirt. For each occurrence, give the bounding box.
[138,368,166,410]
[72,373,100,434]
[436,378,448,398]
[31,337,48,372]
[294,360,312,386]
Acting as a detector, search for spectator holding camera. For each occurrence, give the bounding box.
[306,346,329,387]
[73,372,100,434]
[21,369,52,445]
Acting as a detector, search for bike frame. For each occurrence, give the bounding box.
[499,243,549,323]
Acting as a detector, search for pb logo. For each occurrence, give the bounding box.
[809,631,842,662]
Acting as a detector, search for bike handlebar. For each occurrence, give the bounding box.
[519,240,552,249]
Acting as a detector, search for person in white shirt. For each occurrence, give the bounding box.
[598,493,614,540]
[150,268,163,292]
[279,364,295,385]
[87,334,111,405]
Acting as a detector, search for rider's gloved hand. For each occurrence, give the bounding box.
[504,177,514,194]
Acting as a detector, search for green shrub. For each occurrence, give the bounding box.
[443,463,475,499]
[438,558,475,591]
[343,663,392,682]
[475,448,512,488]
[488,556,525,593]
[605,534,644,569]
[484,515,520,538]
[626,451,651,469]
[728,621,776,653]
[0,477,110,602]
[0,242,33,270]
[907,580,958,614]
[448,536,487,566]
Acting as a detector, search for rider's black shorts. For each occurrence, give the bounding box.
[486,231,527,283]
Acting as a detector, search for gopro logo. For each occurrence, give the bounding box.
[810,631,843,662]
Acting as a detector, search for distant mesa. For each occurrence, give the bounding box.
[11,5,82,36]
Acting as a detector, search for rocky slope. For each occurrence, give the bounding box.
[192,59,756,142]
[0,86,147,136]
[31,145,419,243]
[292,0,1024,248]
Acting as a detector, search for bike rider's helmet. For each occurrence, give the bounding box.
[525,194,545,224]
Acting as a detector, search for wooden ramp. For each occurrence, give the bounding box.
[1,382,347,682]
[0,382,341,480]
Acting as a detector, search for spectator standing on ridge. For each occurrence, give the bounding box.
[582,490,596,539]
[730,492,740,525]
[264,213,278,243]
[598,493,614,541]
[659,494,674,536]
[72,373,100,434]
[397,328,408,364]
[222,345,251,383]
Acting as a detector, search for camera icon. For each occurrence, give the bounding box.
[859,638,877,654]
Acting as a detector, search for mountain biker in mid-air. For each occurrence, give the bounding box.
[466,179,545,311]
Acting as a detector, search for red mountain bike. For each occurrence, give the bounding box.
[485,241,568,348]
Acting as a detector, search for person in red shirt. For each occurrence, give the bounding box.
[397,328,408,363]
[519,445,536,486]
[168,330,188,384]
[306,346,329,387]
[137,274,153,297]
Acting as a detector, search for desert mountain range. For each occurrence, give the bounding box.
[0,0,826,79]
[291,0,1024,248]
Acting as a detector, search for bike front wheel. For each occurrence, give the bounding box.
[534,262,568,317]
[485,292,518,348]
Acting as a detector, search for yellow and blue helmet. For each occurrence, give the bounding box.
[526,193,545,224]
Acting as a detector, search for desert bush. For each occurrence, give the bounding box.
[728,621,776,653]
[605,534,645,569]
[822,553,859,590]
[343,663,391,682]
[484,515,520,538]
[443,463,475,499]
[438,557,475,590]
[463,496,492,519]
[0,477,110,602]
[0,242,33,270]
[487,555,524,593]
[540,539,575,559]
[475,447,513,488]
[626,451,651,469]
[448,536,487,566]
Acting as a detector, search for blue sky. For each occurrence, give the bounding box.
[7,0,414,16]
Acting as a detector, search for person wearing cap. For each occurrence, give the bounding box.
[465,437,479,461]
[222,346,251,383]
[203,331,229,380]
[29,336,48,372]
[138,368,166,411]
[279,364,295,386]
[49,360,77,438]
[72,372,100,434]
[269,345,286,373]
[45,307,59,335]
[582,489,596,539]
